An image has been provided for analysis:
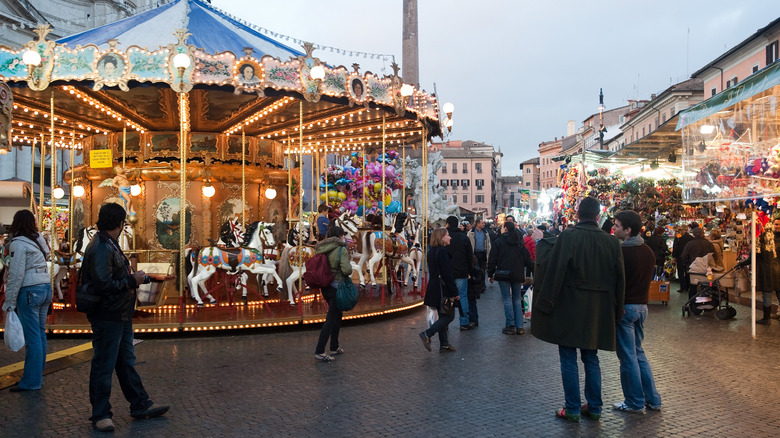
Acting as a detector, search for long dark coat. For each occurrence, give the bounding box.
[423,246,459,310]
[531,222,625,351]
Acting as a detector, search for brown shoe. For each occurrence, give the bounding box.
[439,345,457,353]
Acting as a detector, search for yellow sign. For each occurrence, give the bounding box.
[90,149,113,168]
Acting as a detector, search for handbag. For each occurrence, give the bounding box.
[75,269,101,314]
[4,310,25,351]
[494,269,512,281]
[438,277,455,318]
[336,277,359,311]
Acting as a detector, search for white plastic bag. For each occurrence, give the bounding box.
[426,305,438,327]
[523,286,533,321]
[4,310,25,352]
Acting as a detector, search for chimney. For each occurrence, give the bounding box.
[402,0,419,87]
[567,120,576,137]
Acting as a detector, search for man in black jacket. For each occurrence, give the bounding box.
[679,227,715,299]
[446,215,474,330]
[672,225,694,293]
[82,203,169,432]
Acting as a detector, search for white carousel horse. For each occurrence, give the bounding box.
[358,213,416,286]
[332,212,367,286]
[186,221,282,306]
[401,213,422,288]
[280,223,315,305]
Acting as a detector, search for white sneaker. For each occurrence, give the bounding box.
[94,418,114,432]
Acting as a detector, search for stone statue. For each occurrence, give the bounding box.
[404,151,460,224]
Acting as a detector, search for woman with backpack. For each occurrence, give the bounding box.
[488,221,533,335]
[313,226,352,362]
[2,209,53,391]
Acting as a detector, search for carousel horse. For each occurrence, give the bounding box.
[186,221,282,306]
[401,213,423,288]
[332,212,367,286]
[49,243,81,301]
[359,212,416,286]
[74,224,133,254]
[280,222,315,304]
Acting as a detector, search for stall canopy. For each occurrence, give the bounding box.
[677,60,780,130]
[57,0,304,59]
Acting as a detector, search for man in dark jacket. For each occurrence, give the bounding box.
[446,215,474,330]
[645,226,669,279]
[532,197,625,423]
[679,227,716,299]
[611,210,662,414]
[82,203,168,432]
[672,225,694,293]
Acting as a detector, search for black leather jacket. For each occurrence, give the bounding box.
[81,231,138,321]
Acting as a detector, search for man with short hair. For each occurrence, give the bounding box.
[468,219,491,276]
[611,210,662,414]
[316,204,330,240]
[672,225,693,293]
[532,197,625,422]
[679,227,716,299]
[82,203,169,432]
[446,215,474,330]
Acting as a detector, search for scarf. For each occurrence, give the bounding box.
[622,235,644,247]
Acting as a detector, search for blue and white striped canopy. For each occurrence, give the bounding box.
[57,0,304,59]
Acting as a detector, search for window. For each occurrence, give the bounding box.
[670,109,675,119]
[475,163,482,174]
[462,163,468,173]
[525,182,530,187]
[619,115,625,123]
[441,165,447,174]
[642,127,645,137]
[462,195,468,203]
[661,113,667,123]
[753,64,760,74]
[451,163,457,174]
[451,179,459,187]
[475,195,484,203]
[440,180,448,187]
[461,179,470,188]
[525,168,531,174]
[451,194,458,203]
[711,87,717,97]
[767,40,778,65]
[476,179,484,190]
[726,76,738,88]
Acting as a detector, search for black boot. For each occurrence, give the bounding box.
[757,306,772,325]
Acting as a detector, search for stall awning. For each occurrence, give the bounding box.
[677,60,780,130]
[601,113,681,164]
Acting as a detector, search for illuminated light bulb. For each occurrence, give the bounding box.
[52,185,65,199]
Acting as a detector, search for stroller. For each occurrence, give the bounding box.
[682,258,749,319]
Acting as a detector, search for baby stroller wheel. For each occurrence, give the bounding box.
[690,304,703,316]
[716,308,728,320]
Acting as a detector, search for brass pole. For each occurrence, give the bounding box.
[39,132,45,230]
[30,138,36,211]
[68,132,75,252]
[287,134,292,224]
[361,146,366,223]
[242,131,246,227]
[310,150,315,215]
[50,91,56,287]
[122,126,126,169]
[381,113,386,285]
[421,125,428,277]
[315,150,320,210]
[178,91,188,303]
[297,101,304,294]
[402,144,406,209]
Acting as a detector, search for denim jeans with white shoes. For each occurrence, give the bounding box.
[616,304,662,410]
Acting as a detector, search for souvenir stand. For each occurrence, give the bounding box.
[677,60,780,337]
[0,0,442,335]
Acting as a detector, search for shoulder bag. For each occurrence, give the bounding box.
[335,247,359,311]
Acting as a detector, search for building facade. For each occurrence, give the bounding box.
[519,157,539,210]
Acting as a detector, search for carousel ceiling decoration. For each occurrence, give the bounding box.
[0,0,441,153]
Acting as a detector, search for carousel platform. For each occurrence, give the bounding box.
[0,282,425,335]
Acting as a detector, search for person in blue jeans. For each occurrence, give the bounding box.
[2,209,53,392]
[488,221,532,334]
[419,227,459,353]
[611,210,662,413]
[445,216,473,330]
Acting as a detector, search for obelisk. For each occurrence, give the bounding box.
[402,0,419,87]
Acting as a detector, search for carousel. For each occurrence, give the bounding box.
[0,0,445,334]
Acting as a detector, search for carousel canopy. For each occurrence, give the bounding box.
[56,0,304,60]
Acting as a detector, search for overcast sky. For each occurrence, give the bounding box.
[217,0,778,176]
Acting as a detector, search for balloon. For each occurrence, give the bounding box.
[337,192,347,201]
[384,194,391,205]
[374,182,382,193]
[320,193,327,201]
[328,190,338,200]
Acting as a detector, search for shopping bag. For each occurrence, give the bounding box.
[426,306,439,327]
[523,286,533,320]
[4,310,25,352]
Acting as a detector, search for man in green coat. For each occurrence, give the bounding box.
[531,197,625,422]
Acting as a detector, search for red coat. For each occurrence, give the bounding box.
[524,235,536,262]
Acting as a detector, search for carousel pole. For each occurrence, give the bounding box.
[178,91,188,308]
[402,144,406,205]
[296,101,304,310]
[751,211,757,338]
[421,125,428,287]
[30,137,36,211]
[68,132,75,252]
[287,134,292,226]
[362,146,366,224]
[39,132,45,230]
[49,90,56,289]
[315,150,320,211]
[381,113,387,300]
[122,127,126,169]
[311,149,315,216]
[242,131,246,227]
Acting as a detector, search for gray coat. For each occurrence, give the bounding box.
[3,234,50,310]
[531,222,625,351]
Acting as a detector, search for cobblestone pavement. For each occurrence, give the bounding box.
[2,280,780,437]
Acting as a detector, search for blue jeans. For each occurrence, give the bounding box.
[616,304,662,410]
[15,283,52,390]
[455,278,469,326]
[315,284,343,354]
[761,291,780,307]
[423,308,453,347]
[89,319,152,422]
[559,346,601,415]
[498,281,524,329]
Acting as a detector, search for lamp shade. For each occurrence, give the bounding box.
[442,102,455,116]
[130,183,142,196]
[22,50,41,66]
[172,53,192,69]
[264,187,277,200]
[400,83,414,97]
[310,65,325,80]
[73,185,85,197]
[52,185,65,199]
[202,182,216,198]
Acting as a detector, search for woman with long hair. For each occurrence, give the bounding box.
[419,227,459,353]
[2,209,53,391]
